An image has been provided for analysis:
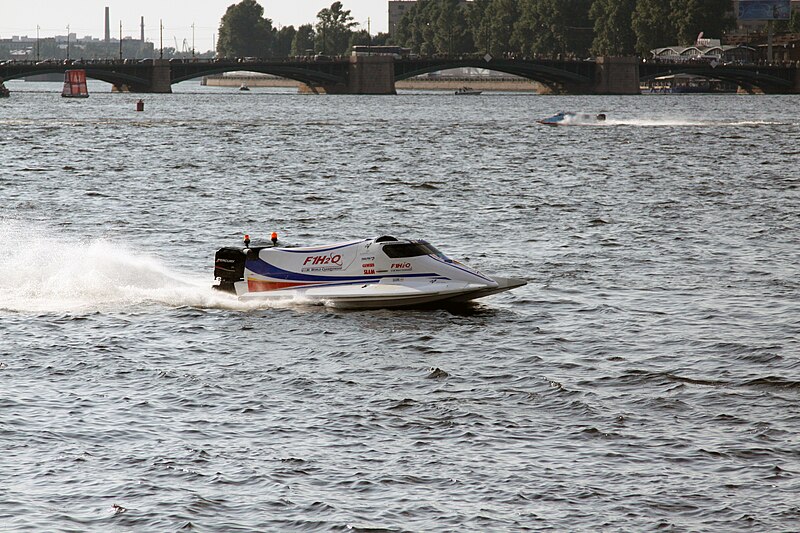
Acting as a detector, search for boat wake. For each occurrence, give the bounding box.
[535,114,788,128]
[602,118,790,127]
[0,220,297,314]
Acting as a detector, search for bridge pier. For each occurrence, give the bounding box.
[795,66,800,94]
[347,55,396,94]
[300,55,396,95]
[594,56,640,95]
[150,60,172,93]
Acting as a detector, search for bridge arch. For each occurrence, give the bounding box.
[0,66,154,92]
[393,58,595,93]
[169,62,346,88]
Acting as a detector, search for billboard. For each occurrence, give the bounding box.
[738,0,791,20]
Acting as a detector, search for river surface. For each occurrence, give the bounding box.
[1,80,799,532]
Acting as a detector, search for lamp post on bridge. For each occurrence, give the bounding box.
[36,25,40,62]
[66,24,70,60]
[119,21,123,60]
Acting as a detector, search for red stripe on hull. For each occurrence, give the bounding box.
[247,279,314,292]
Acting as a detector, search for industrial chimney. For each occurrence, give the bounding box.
[140,17,145,42]
[104,7,110,42]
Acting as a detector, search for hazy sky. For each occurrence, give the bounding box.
[1,1,388,51]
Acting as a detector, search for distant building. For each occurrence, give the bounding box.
[733,0,800,32]
[0,32,154,60]
[105,6,110,43]
[727,31,800,61]
[388,1,413,36]
[649,43,758,63]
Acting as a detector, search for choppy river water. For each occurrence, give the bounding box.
[1,80,799,531]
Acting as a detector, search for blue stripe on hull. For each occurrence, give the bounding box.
[246,259,446,283]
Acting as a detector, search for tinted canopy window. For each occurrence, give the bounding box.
[382,242,447,259]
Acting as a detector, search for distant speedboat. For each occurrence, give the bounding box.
[213,235,526,309]
[239,83,250,91]
[537,112,606,126]
[455,86,482,95]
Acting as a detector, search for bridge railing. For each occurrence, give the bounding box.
[4,54,800,69]
[0,56,352,67]
[641,56,800,68]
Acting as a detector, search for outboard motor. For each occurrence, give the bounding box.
[213,247,249,293]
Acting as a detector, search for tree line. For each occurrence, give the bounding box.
[217,0,390,58]
[217,0,800,59]
[394,0,737,58]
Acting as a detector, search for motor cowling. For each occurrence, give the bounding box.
[213,247,249,293]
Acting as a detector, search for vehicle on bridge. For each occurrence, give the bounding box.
[352,45,412,59]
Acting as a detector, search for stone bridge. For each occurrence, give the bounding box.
[1,56,798,95]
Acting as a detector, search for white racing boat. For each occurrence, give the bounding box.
[213,235,526,309]
[537,112,606,126]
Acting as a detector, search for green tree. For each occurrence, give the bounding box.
[513,0,593,58]
[273,26,297,57]
[315,1,358,55]
[789,9,800,32]
[216,0,274,57]
[510,0,540,56]
[559,0,594,57]
[488,0,519,55]
[433,0,471,56]
[394,0,434,54]
[467,0,492,53]
[394,13,414,49]
[632,0,675,55]
[775,7,800,32]
[349,29,372,49]
[419,1,439,55]
[291,24,316,55]
[669,0,734,45]
[372,32,391,47]
[274,26,296,57]
[590,0,636,56]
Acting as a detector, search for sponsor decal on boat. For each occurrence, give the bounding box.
[303,253,342,266]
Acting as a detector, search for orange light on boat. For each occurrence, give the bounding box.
[271,232,278,244]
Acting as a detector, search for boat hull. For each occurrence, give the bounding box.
[230,275,526,309]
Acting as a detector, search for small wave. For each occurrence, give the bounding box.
[742,376,800,392]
